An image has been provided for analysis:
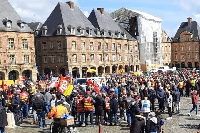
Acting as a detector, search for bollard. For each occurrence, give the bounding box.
[99,122,102,133]
[162,128,164,133]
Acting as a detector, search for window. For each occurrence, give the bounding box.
[118,54,122,61]
[72,41,76,50]
[71,27,75,35]
[72,54,77,63]
[135,55,139,62]
[130,55,133,62]
[188,54,191,59]
[90,54,94,61]
[112,43,115,51]
[195,45,198,51]
[112,54,116,61]
[188,46,191,51]
[8,38,14,49]
[90,42,94,50]
[135,45,138,51]
[105,54,109,61]
[104,43,108,51]
[57,41,62,50]
[22,39,28,49]
[44,56,47,63]
[181,46,183,51]
[82,54,86,62]
[195,53,198,59]
[124,44,128,51]
[42,42,47,50]
[175,47,177,52]
[6,21,12,29]
[181,55,184,60]
[10,55,15,64]
[50,42,54,49]
[24,55,29,64]
[98,54,102,62]
[124,55,128,61]
[20,23,25,29]
[58,56,63,63]
[130,44,133,52]
[175,54,178,60]
[80,29,84,35]
[98,42,101,50]
[81,42,85,50]
[118,44,121,51]
[51,55,56,63]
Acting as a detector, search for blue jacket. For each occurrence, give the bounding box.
[172,87,180,102]
[110,97,118,113]
[157,88,165,100]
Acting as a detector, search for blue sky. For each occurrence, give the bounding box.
[9,0,200,37]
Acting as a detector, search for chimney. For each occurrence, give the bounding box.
[66,1,74,9]
[97,8,104,14]
[187,17,192,24]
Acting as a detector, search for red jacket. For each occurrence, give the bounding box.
[192,92,198,104]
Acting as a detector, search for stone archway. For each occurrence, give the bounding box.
[0,72,5,80]
[105,66,110,74]
[125,65,129,72]
[188,62,192,68]
[59,68,66,76]
[72,67,79,78]
[195,62,199,68]
[22,70,32,79]
[82,67,88,78]
[112,65,117,73]
[175,62,180,68]
[44,68,51,77]
[8,70,19,81]
[181,62,185,68]
[98,66,104,76]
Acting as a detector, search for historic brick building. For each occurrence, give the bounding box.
[0,0,37,80]
[36,1,139,78]
[161,30,171,66]
[171,18,200,69]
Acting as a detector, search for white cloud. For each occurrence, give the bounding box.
[8,0,78,23]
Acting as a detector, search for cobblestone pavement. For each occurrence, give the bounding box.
[5,97,200,133]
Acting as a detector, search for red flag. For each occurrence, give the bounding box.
[1,78,4,89]
[59,74,65,81]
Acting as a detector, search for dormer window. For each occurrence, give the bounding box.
[6,21,12,29]
[17,20,25,29]
[42,26,47,36]
[77,27,85,35]
[86,27,92,36]
[101,29,106,36]
[57,24,62,35]
[115,31,120,38]
[121,32,126,39]
[71,27,75,35]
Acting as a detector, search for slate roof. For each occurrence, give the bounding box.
[88,9,122,34]
[174,20,200,39]
[27,22,43,31]
[0,0,33,32]
[39,2,95,36]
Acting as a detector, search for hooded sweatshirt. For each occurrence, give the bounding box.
[146,116,158,132]
[130,115,146,133]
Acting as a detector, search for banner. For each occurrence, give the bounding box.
[63,85,73,96]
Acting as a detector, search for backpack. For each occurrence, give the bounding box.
[156,115,164,131]
[0,106,8,127]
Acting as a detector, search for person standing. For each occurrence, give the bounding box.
[11,93,21,126]
[82,94,95,126]
[140,97,151,120]
[109,94,118,126]
[146,112,158,133]
[76,94,84,126]
[125,92,134,127]
[32,94,46,128]
[0,104,8,133]
[44,89,52,114]
[130,112,146,133]
[188,90,199,116]
[94,93,105,125]
[166,91,173,120]
[157,87,166,112]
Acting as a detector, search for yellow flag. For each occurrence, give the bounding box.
[63,85,73,96]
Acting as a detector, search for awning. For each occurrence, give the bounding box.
[87,69,97,73]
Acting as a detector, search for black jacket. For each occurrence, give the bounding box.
[11,96,21,113]
[130,115,145,133]
[0,106,8,127]
[32,98,45,111]
[146,117,158,133]
[110,97,118,113]
[94,95,105,116]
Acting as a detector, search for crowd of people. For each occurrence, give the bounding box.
[0,69,199,133]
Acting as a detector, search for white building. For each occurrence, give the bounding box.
[111,8,162,70]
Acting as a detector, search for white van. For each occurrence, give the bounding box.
[73,77,106,91]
